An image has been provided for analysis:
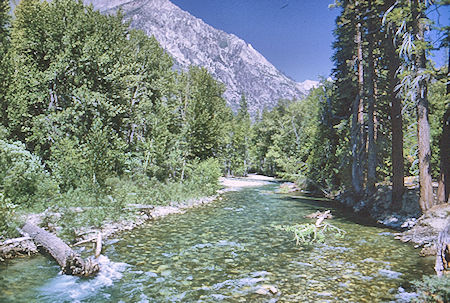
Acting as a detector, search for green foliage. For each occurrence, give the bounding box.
[412,275,450,303]
[224,94,251,176]
[49,136,87,191]
[0,192,17,238]
[186,158,222,196]
[249,81,347,192]
[429,79,449,179]
[0,0,10,127]
[276,222,346,245]
[183,67,229,161]
[0,0,230,242]
[0,139,58,208]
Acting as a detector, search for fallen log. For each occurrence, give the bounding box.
[22,222,99,276]
[435,224,450,277]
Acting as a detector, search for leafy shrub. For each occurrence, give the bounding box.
[49,137,88,191]
[0,139,58,208]
[0,192,17,238]
[49,119,126,191]
[186,158,222,196]
[413,275,450,303]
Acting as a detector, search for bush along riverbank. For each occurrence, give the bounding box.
[0,190,223,262]
[0,157,224,261]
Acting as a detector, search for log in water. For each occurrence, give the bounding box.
[22,222,99,276]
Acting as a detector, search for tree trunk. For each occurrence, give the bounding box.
[22,222,99,276]
[387,27,405,209]
[351,20,365,198]
[437,47,450,204]
[437,105,450,203]
[366,6,377,196]
[412,1,434,212]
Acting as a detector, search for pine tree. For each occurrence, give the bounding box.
[436,1,450,204]
[365,0,378,195]
[351,1,365,198]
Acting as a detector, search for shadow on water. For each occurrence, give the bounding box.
[280,194,385,229]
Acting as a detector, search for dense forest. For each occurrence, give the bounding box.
[249,0,449,212]
[0,0,449,239]
[0,0,238,236]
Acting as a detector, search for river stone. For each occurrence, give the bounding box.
[161,270,172,277]
[255,288,270,295]
[255,284,278,295]
[156,264,169,272]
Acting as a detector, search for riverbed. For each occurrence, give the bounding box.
[0,181,434,302]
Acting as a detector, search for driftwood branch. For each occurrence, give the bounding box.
[0,236,38,260]
[95,233,102,259]
[305,210,333,228]
[22,222,99,276]
[72,238,95,247]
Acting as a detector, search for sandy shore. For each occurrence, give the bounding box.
[220,174,276,189]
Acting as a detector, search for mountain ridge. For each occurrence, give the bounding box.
[87,0,318,113]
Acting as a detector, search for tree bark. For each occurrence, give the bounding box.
[437,105,450,204]
[351,20,365,198]
[22,222,99,276]
[437,46,450,204]
[412,1,434,212]
[387,27,405,209]
[366,6,377,196]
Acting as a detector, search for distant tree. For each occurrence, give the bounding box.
[0,0,10,128]
[184,67,228,161]
[229,94,251,176]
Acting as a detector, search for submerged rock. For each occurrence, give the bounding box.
[255,284,278,295]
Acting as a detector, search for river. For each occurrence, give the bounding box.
[0,181,434,302]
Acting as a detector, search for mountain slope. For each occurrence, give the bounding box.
[89,0,318,113]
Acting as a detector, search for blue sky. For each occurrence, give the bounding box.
[171,0,449,83]
[171,0,339,82]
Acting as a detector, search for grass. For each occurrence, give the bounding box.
[2,172,222,242]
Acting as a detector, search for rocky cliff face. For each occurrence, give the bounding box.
[89,0,319,113]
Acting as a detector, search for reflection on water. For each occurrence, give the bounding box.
[0,184,434,302]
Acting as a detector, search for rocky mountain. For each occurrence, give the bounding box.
[11,0,319,114]
[86,0,319,114]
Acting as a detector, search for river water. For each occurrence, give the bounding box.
[0,182,434,302]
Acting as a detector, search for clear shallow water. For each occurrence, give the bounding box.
[0,183,434,302]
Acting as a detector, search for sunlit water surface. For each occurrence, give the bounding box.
[0,183,434,302]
